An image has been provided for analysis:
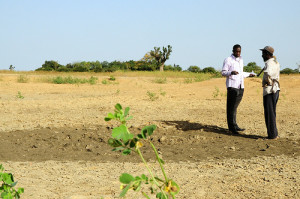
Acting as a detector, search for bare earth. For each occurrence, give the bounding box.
[0,73,299,199]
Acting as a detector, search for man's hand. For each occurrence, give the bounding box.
[249,74,255,77]
[231,71,239,75]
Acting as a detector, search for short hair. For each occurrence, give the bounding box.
[233,44,241,50]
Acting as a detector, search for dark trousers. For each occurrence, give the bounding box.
[227,87,244,131]
[263,91,279,139]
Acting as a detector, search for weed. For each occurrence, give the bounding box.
[102,80,108,84]
[153,77,167,84]
[105,104,179,198]
[16,91,24,99]
[147,91,159,101]
[17,75,29,83]
[160,91,166,96]
[0,164,24,198]
[109,76,116,81]
[212,86,220,98]
[183,78,193,84]
[116,89,120,95]
[52,76,97,85]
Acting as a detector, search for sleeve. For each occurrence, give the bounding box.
[242,72,250,78]
[221,58,232,76]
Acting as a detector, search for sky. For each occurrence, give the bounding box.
[1,0,300,71]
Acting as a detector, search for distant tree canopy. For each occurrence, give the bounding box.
[280,68,299,74]
[243,62,262,74]
[35,60,182,72]
[187,65,201,73]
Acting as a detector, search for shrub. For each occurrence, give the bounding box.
[187,66,201,73]
[202,67,216,73]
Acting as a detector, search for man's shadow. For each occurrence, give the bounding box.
[161,120,264,139]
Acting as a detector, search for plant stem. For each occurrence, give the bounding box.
[150,141,168,182]
[136,148,168,199]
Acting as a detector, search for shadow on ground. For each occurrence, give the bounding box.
[161,120,265,139]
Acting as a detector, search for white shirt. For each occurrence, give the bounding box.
[262,58,280,96]
[222,55,250,89]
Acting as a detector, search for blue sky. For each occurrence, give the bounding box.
[1,0,299,71]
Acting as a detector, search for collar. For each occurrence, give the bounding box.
[231,54,242,61]
[265,57,275,64]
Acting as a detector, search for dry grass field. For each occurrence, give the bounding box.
[0,71,299,199]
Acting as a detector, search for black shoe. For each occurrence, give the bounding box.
[230,129,240,135]
[236,127,245,131]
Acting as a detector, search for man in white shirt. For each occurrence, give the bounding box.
[222,44,254,134]
[260,46,280,139]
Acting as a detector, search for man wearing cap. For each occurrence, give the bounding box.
[222,44,255,134]
[260,46,280,139]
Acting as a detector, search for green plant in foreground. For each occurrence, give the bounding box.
[105,104,179,198]
[0,164,24,199]
[16,92,24,99]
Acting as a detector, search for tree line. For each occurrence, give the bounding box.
[33,45,299,74]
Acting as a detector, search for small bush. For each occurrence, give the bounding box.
[147,91,159,101]
[52,76,98,85]
[153,77,167,84]
[17,75,29,83]
[109,76,116,81]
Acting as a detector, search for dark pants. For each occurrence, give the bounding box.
[227,87,244,131]
[263,91,279,139]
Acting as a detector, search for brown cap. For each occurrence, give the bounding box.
[260,46,274,54]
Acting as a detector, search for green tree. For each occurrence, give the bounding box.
[150,45,172,72]
[187,65,201,73]
[202,66,216,73]
[280,68,297,74]
[244,62,262,74]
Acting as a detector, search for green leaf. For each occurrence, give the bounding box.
[112,125,133,143]
[108,138,122,147]
[125,115,133,121]
[17,188,24,194]
[141,174,148,181]
[122,149,131,155]
[2,173,14,184]
[119,173,134,184]
[129,138,138,148]
[112,147,125,151]
[119,184,131,197]
[104,113,114,121]
[11,181,17,187]
[156,192,168,199]
[141,125,156,138]
[115,103,122,112]
[169,180,180,195]
[124,107,130,117]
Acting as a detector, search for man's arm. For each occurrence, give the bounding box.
[222,58,238,76]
